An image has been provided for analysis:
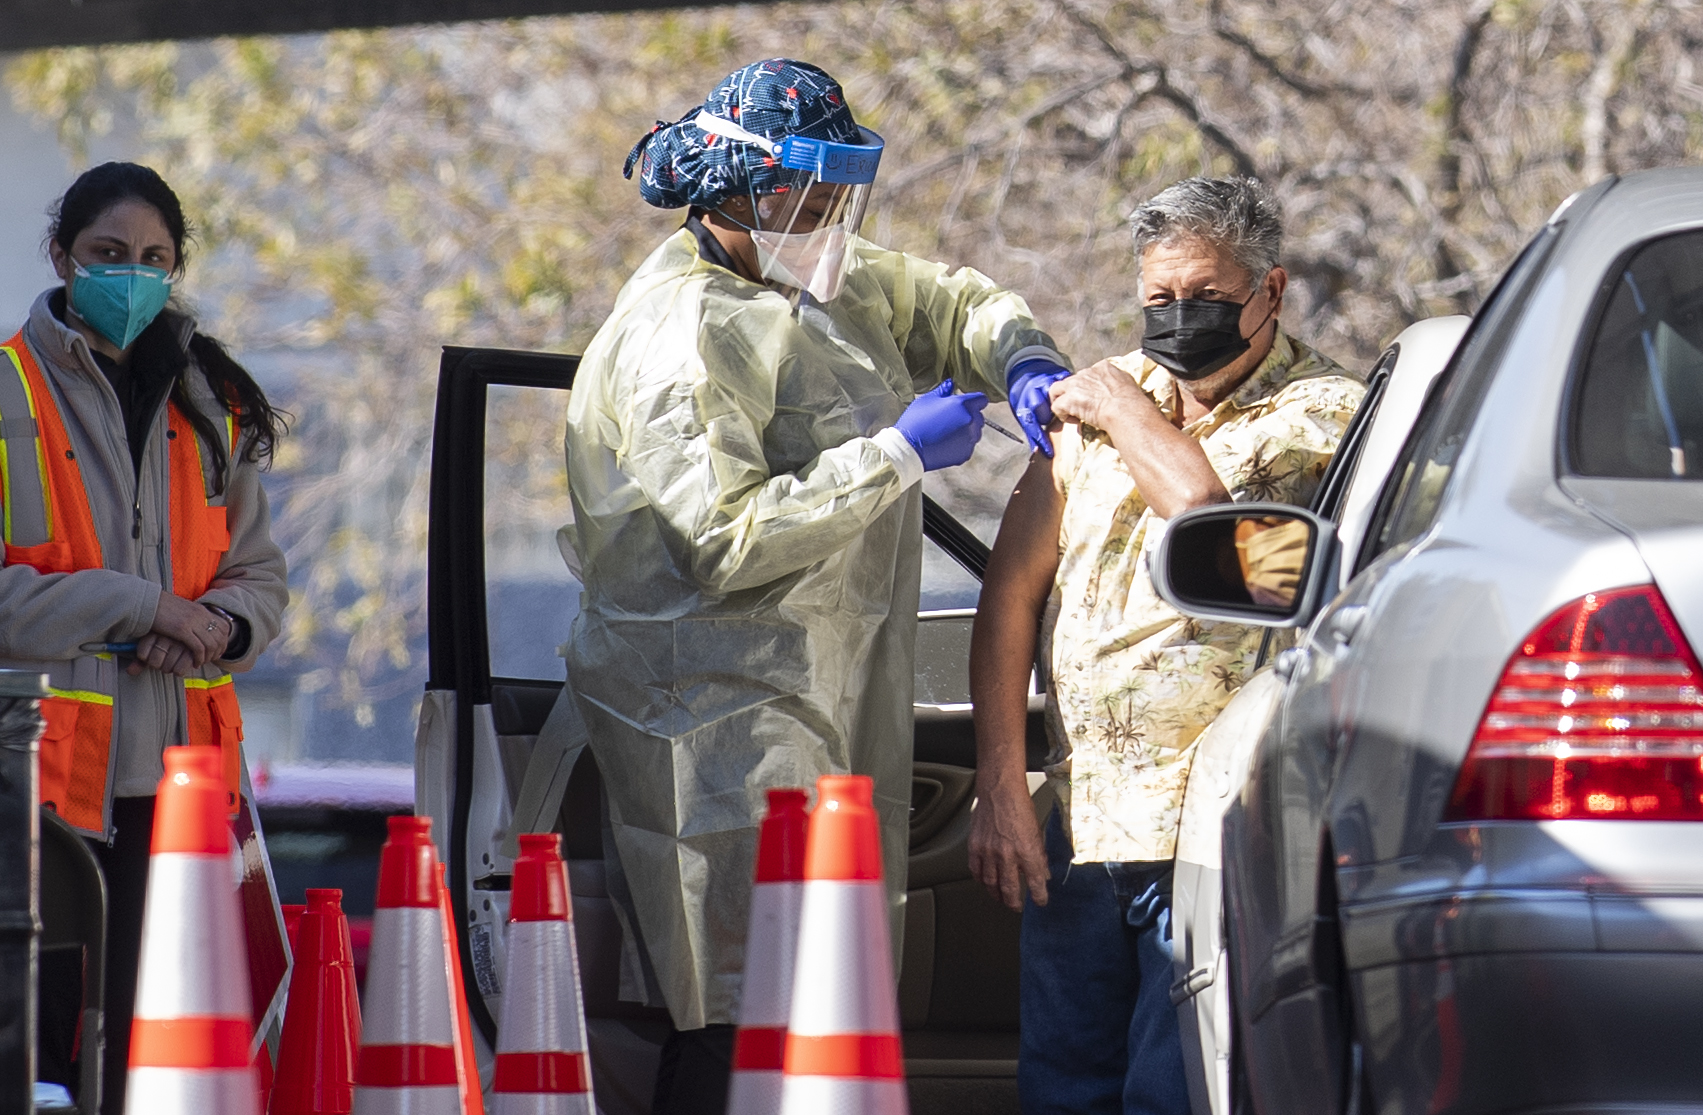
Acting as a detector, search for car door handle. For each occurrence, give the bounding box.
[1169,966,1215,1005]
[1327,605,1368,647]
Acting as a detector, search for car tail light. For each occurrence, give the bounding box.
[1446,585,1703,821]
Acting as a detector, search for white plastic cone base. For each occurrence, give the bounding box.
[727,1069,783,1115]
[491,1093,595,1115]
[737,881,802,1029]
[362,906,457,1045]
[778,1076,908,1115]
[494,921,590,1058]
[133,854,253,1020]
[352,1084,463,1115]
[124,1067,259,1114]
[787,881,898,1036]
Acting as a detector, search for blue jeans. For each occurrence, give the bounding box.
[1018,809,1190,1115]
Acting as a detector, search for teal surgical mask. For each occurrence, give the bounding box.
[69,262,174,350]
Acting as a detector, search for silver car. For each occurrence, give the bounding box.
[1154,168,1703,1115]
[1168,312,1468,1115]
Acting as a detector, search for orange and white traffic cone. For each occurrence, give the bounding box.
[437,867,486,1115]
[353,816,462,1114]
[728,789,810,1115]
[271,888,362,1114]
[778,775,908,1115]
[125,744,258,1113]
[490,833,594,1114]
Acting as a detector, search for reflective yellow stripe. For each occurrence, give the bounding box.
[190,411,238,497]
[183,674,235,690]
[0,346,51,545]
[0,346,22,546]
[47,687,114,706]
[0,413,10,546]
[192,413,208,485]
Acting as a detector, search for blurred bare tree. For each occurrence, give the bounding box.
[8,0,1701,725]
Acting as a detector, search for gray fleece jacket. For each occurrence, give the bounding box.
[0,292,288,822]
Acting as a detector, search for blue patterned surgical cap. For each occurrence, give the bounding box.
[624,58,865,210]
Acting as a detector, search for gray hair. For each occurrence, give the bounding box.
[1129,176,1283,286]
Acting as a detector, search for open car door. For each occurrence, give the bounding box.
[416,346,587,1077]
[419,345,1043,1114]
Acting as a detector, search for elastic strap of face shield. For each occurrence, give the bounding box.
[692,113,794,233]
[692,112,783,156]
[691,113,884,185]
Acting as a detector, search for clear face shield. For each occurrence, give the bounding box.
[694,112,884,303]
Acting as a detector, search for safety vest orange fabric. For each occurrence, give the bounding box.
[0,330,244,830]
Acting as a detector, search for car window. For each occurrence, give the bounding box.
[1570,229,1703,479]
[914,610,975,705]
[1309,344,1397,523]
[484,383,580,680]
[1356,225,1561,572]
[919,398,1031,608]
[921,532,983,610]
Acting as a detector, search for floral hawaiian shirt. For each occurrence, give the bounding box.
[1041,330,1364,864]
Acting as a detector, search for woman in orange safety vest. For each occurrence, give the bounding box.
[0,162,289,1113]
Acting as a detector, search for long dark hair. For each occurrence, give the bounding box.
[48,162,287,490]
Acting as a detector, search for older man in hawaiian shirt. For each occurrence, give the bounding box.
[968,176,1365,1114]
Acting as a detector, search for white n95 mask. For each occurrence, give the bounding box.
[751,224,851,303]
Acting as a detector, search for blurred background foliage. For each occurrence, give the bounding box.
[6,0,1703,726]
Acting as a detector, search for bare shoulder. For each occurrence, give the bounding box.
[1046,423,1081,492]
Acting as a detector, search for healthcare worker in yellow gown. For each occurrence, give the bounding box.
[558,59,1072,1108]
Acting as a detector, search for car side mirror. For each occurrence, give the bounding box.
[1150,503,1337,628]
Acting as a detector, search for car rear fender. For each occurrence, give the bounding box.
[1562,478,1703,657]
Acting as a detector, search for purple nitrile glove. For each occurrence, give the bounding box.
[894,379,990,471]
[1006,358,1071,458]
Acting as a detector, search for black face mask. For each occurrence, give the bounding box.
[1142,297,1265,382]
